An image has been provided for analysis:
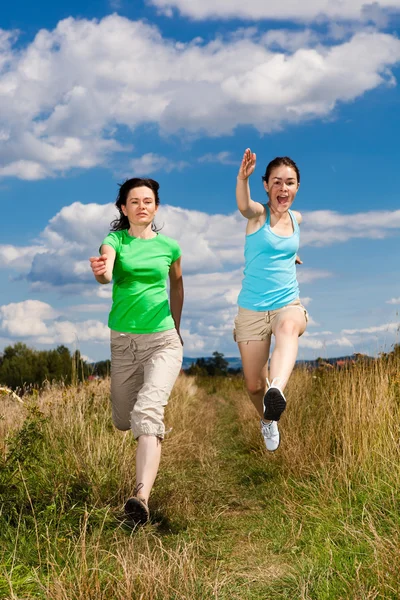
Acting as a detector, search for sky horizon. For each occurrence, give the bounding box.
[1,0,399,363]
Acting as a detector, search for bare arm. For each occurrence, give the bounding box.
[169,257,184,342]
[292,210,303,225]
[236,148,265,220]
[292,211,303,264]
[89,244,116,284]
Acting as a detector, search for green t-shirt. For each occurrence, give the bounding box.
[101,230,181,334]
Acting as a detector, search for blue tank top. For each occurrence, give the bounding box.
[237,206,300,311]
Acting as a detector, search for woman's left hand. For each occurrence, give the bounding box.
[295,255,303,265]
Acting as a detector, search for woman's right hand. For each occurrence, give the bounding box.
[89,254,108,276]
[238,148,256,180]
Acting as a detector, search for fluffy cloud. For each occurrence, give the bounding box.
[1,16,400,178]
[1,202,399,357]
[342,322,399,335]
[148,0,400,23]
[129,154,188,175]
[299,332,354,350]
[0,245,48,272]
[0,300,59,337]
[3,202,400,291]
[0,300,109,344]
[198,151,238,165]
[301,209,400,246]
[386,297,400,304]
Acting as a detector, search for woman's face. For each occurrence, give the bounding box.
[121,186,158,226]
[264,165,299,214]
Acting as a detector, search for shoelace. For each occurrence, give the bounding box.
[266,377,283,390]
[133,482,147,503]
[261,420,275,438]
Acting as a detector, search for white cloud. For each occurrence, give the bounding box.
[0,244,48,272]
[300,331,354,350]
[92,287,113,299]
[328,336,354,348]
[65,303,110,313]
[3,203,400,292]
[0,300,59,337]
[148,0,400,23]
[386,297,400,304]
[301,209,400,246]
[0,299,109,344]
[297,268,333,283]
[1,17,400,178]
[342,322,399,335]
[130,153,188,174]
[198,151,238,165]
[300,296,312,306]
[1,202,399,357]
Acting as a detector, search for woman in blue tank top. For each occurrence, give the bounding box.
[234,148,308,452]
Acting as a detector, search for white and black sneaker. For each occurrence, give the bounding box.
[263,377,286,422]
[260,419,280,452]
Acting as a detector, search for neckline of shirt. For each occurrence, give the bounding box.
[124,230,160,241]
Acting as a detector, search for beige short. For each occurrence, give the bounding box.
[233,299,308,343]
[110,328,183,440]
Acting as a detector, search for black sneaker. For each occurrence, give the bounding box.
[124,496,150,525]
[263,377,287,421]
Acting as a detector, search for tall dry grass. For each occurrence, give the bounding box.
[232,353,400,598]
[235,355,400,484]
[0,375,227,599]
[1,354,400,599]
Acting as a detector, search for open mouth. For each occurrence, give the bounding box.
[277,196,289,204]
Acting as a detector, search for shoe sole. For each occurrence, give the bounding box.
[263,388,286,421]
[124,497,150,525]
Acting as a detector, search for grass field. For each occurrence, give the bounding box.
[1,354,399,599]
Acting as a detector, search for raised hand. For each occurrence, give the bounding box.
[238,148,256,180]
[89,254,108,277]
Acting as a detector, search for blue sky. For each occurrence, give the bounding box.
[0,0,399,362]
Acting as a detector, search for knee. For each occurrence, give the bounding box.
[245,380,265,396]
[111,407,131,431]
[276,319,300,337]
[112,417,130,432]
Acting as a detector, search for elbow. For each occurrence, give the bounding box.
[238,207,251,219]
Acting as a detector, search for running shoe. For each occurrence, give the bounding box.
[263,377,286,422]
[124,496,150,525]
[260,419,280,452]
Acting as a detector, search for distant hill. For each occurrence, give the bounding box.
[182,356,242,371]
[183,353,374,372]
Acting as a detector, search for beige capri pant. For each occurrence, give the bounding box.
[233,299,308,343]
[110,328,183,440]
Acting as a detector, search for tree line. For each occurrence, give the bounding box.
[0,343,110,390]
[0,343,241,390]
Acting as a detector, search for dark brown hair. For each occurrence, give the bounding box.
[110,178,160,232]
[262,157,300,184]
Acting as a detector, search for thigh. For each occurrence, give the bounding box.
[271,306,308,338]
[234,307,271,343]
[110,331,144,429]
[238,339,271,386]
[141,331,183,404]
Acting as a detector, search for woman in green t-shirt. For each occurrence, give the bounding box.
[90,178,184,525]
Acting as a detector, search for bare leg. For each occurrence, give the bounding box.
[238,340,271,418]
[270,308,307,391]
[135,435,162,503]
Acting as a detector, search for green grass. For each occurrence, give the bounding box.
[0,359,399,599]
